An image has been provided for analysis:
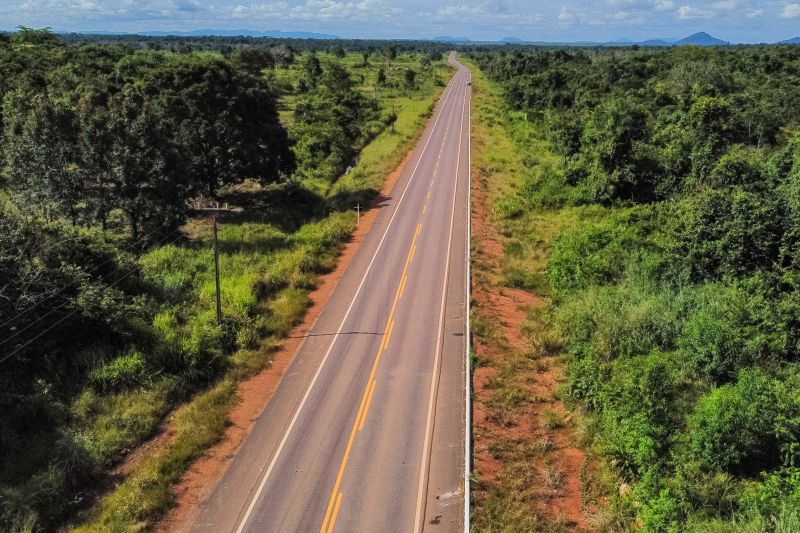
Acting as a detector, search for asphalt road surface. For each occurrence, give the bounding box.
[190,53,471,533]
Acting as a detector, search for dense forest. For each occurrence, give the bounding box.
[0,27,448,531]
[473,45,800,529]
[52,31,455,56]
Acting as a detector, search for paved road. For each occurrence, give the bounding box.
[190,54,471,533]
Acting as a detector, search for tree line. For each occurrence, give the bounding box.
[49,30,453,57]
[1,27,294,245]
[474,45,800,529]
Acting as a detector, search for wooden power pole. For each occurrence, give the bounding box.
[195,202,243,324]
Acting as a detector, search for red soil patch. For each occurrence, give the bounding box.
[471,169,587,529]
[156,146,417,533]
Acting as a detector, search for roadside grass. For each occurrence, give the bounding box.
[464,58,611,530]
[472,451,572,533]
[71,57,454,532]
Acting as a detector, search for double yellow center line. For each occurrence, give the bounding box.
[422,128,448,216]
[319,222,424,533]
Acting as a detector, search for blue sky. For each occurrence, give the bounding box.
[1,0,799,42]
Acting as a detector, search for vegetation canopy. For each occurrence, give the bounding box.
[472,44,800,530]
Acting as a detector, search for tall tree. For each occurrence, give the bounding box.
[106,84,190,244]
[3,90,83,223]
[154,56,294,196]
[302,53,323,89]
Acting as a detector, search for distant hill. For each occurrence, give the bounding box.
[639,39,674,47]
[471,32,729,47]
[674,32,729,46]
[138,29,339,39]
[433,35,472,43]
[779,37,800,44]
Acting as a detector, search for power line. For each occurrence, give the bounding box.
[0,225,184,334]
[0,230,186,366]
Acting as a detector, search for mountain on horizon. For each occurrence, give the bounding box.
[674,32,729,46]
[430,31,729,47]
[138,29,339,39]
[45,28,795,47]
[639,39,674,46]
[433,35,472,43]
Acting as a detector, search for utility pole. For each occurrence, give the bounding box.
[195,202,244,324]
[212,214,222,324]
[355,203,362,225]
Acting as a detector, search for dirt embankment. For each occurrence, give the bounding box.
[470,161,588,529]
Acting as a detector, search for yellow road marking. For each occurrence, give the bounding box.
[325,492,343,533]
[399,274,408,299]
[358,379,377,431]
[320,223,423,533]
[384,320,395,349]
[422,203,427,214]
[353,372,371,429]
[427,191,431,199]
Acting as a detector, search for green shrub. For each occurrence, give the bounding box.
[599,352,682,479]
[672,187,782,282]
[741,468,800,520]
[54,429,97,483]
[556,283,685,362]
[679,280,783,383]
[639,488,682,532]
[687,368,779,474]
[81,381,174,468]
[708,146,764,189]
[88,352,148,392]
[548,206,660,298]
[673,465,740,523]
[735,502,800,533]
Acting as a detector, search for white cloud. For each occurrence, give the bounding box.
[606,0,645,6]
[231,0,393,21]
[611,9,646,24]
[1,0,797,44]
[13,0,214,19]
[557,4,603,27]
[677,4,713,19]
[782,3,800,18]
[422,1,542,26]
[557,5,573,23]
[711,0,742,11]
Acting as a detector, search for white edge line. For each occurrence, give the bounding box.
[233,64,462,533]
[413,55,467,533]
[464,60,472,533]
